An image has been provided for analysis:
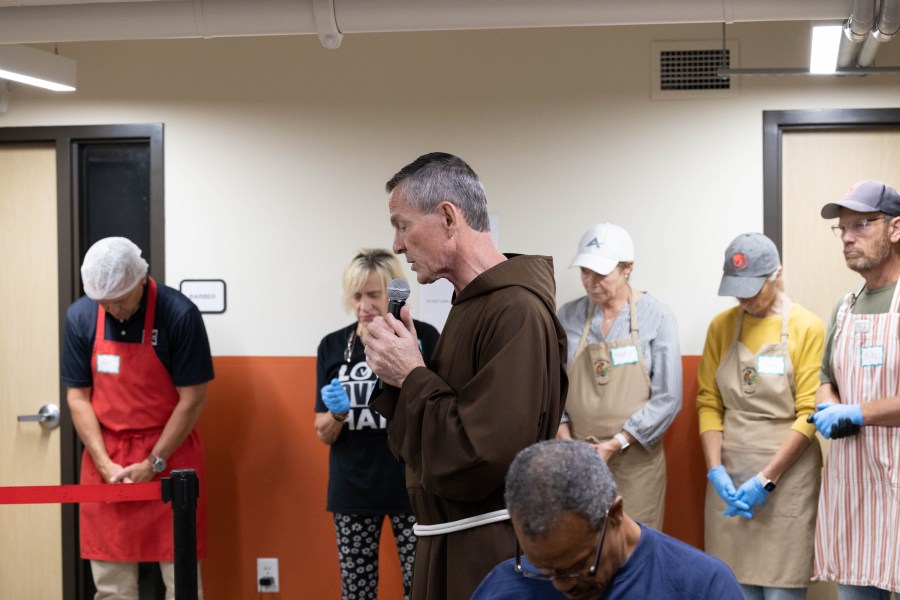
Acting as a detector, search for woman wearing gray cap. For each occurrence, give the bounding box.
[697,233,825,600]
[556,223,682,530]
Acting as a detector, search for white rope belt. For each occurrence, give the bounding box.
[412,509,510,537]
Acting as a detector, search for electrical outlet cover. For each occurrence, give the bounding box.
[257,557,280,593]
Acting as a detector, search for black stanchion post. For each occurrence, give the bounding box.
[161,469,199,600]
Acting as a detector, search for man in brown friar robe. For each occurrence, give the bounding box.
[365,152,567,600]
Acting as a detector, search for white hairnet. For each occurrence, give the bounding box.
[81,237,149,301]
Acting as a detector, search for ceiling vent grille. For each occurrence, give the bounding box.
[660,49,730,90]
[651,40,739,100]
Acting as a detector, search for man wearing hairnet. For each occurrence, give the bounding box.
[60,237,214,599]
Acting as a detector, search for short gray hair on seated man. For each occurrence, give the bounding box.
[505,439,618,538]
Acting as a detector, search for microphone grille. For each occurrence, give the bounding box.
[387,278,411,302]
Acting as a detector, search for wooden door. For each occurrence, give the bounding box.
[782,129,900,323]
[0,144,63,598]
[780,127,900,600]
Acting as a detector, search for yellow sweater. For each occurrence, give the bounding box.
[696,303,825,438]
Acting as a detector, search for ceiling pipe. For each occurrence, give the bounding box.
[0,0,857,46]
[313,0,342,49]
[858,0,900,66]
[837,0,876,67]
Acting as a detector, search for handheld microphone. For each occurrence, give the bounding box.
[379,279,411,389]
[387,278,411,320]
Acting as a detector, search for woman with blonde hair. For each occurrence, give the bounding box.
[314,248,440,600]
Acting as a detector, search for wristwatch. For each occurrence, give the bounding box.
[755,472,776,492]
[147,455,167,473]
[613,432,631,452]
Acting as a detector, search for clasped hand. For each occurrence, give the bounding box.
[707,465,767,519]
[806,402,863,439]
[364,307,424,387]
[321,378,350,414]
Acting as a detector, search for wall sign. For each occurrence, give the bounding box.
[180,279,226,314]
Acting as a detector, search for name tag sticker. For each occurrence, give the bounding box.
[854,320,871,334]
[97,354,120,374]
[610,345,639,366]
[757,355,786,375]
[860,345,884,367]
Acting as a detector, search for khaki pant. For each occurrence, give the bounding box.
[91,560,204,600]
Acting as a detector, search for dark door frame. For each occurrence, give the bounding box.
[762,107,900,253]
[0,124,164,600]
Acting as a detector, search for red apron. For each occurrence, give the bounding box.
[80,277,207,562]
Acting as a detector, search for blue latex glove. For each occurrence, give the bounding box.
[707,465,739,505]
[723,503,754,519]
[807,403,863,439]
[734,476,768,509]
[321,378,350,414]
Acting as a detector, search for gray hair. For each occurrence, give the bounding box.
[505,440,617,538]
[385,152,490,232]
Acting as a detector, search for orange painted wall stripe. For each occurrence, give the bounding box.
[199,355,706,598]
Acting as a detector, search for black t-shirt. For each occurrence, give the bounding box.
[316,319,440,514]
[60,281,215,388]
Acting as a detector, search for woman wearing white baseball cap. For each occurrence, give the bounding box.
[556,222,682,530]
[697,232,825,600]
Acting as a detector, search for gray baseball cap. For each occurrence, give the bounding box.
[821,180,900,218]
[718,233,781,298]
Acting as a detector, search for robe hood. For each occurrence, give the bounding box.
[453,254,558,316]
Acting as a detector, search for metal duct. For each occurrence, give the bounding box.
[0,0,857,46]
[837,0,876,67]
[858,0,900,66]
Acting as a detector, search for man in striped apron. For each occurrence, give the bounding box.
[809,180,900,600]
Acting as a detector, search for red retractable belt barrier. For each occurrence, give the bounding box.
[0,481,160,505]
[0,470,198,599]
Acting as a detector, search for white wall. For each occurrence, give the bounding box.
[3,22,899,355]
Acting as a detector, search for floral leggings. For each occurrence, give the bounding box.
[333,513,417,600]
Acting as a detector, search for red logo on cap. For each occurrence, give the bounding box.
[731,253,748,271]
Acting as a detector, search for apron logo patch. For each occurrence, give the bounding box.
[593,359,611,385]
[742,367,758,394]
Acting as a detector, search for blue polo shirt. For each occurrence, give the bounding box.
[61,281,214,388]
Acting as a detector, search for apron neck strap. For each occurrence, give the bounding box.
[730,294,791,345]
[626,286,638,334]
[93,277,156,344]
[779,295,791,342]
[143,277,158,344]
[577,286,638,352]
[577,303,596,354]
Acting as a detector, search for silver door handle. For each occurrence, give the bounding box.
[17,404,61,430]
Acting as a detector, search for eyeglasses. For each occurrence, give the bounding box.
[831,216,890,238]
[514,511,608,581]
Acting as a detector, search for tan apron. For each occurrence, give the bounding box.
[705,303,821,587]
[565,289,666,529]
[814,281,900,592]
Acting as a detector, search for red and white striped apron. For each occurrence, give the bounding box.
[814,281,900,592]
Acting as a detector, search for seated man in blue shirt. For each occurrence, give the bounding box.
[472,440,743,600]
